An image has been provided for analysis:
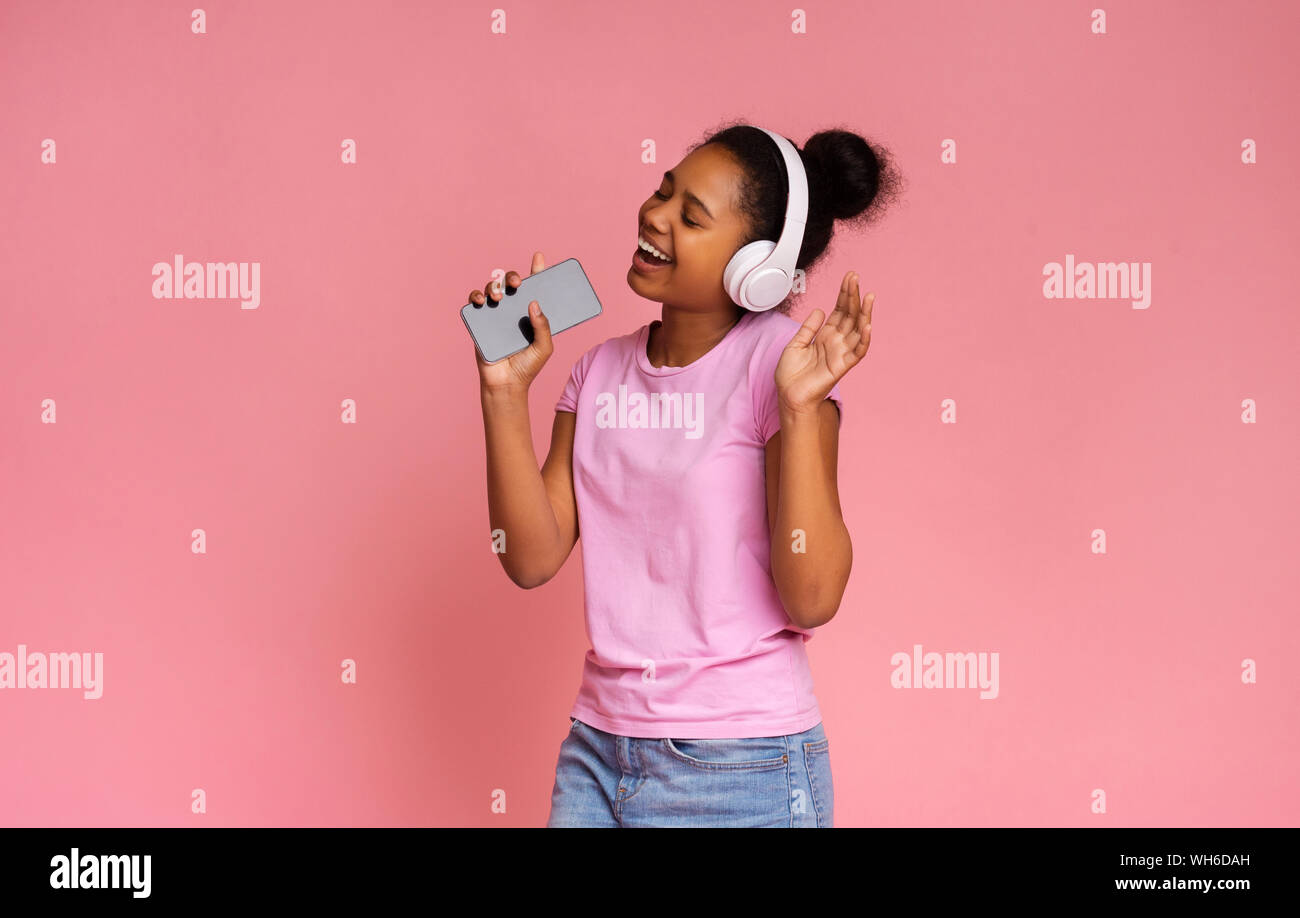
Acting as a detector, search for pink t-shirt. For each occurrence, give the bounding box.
[554,308,844,738]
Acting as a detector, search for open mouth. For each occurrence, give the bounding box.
[633,241,673,272]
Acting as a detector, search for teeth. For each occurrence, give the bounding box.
[638,237,672,262]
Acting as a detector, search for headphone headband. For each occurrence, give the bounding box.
[723,127,810,312]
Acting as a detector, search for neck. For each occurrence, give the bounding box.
[648,304,745,368]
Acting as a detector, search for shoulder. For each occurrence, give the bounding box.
[751,309,804,349]
[567,322,645,369]
[743,310,802,373]
[556,324,647,411]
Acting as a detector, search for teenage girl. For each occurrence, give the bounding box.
[469,122,901,827]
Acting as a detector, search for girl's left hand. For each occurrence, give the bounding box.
[775,271,874,416]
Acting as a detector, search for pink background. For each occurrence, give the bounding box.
[2,0,1297,827]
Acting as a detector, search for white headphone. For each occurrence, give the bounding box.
[723,127,809,312]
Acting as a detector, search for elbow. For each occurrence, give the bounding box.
[779,582,841,628]
[788,603,840,630]
[774,568,850,630]
[778,567,850,629]
[508,568,551,590]
[500,539,566,589]
[774,531,852,630]
[504,559,557,590]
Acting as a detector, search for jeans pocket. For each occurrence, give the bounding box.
[802,737,834,827]
[661,736,789,772]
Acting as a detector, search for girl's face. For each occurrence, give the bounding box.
[628,144,751,313]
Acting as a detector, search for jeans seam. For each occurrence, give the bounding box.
[784,734,795,827]
[803,739,830,827]
[619,740,645,807]
[660,737,790,772]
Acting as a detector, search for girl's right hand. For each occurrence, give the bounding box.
[470,251,554,394]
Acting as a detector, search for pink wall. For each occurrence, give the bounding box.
[1,0,1296,827]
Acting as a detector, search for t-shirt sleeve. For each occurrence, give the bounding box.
[555,347,593,414]
[754,334,846,443]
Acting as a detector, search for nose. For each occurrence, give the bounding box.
[641,206,670,233]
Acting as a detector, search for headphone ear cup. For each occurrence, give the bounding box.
[724,240,776,309]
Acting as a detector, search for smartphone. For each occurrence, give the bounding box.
[461,257,603,363]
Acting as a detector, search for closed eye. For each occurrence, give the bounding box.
[652,190,699,228]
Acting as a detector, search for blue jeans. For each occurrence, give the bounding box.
[546,717,834,827]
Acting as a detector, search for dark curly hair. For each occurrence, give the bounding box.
[686,120,905,315]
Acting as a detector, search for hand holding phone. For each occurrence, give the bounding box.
[467,252,555,392]
[463,254,603,389]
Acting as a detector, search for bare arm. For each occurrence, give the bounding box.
[470,252,579,589]
[764,272,873,628]
[765,399,851,628]
[481,387,579,589]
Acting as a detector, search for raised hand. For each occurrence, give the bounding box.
[774,271,874,416]
[469,251,554,393]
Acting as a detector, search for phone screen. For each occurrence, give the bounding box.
[461,257,603,362]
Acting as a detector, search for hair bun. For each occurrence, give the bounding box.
[685,120,903,314]
[802,129,884,221]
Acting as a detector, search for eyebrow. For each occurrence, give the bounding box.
[663,170,714,220]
